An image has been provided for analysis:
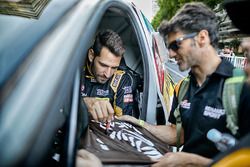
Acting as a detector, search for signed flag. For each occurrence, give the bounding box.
[80,119,170,165]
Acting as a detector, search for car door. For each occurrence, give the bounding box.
[0,0,173,166]
[0,0,101,166]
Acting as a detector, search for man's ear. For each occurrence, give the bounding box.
[88,49,95,63]
[197,30,210,47]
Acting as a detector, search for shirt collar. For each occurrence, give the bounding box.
[83,59,94,77]
[213,58,234,77]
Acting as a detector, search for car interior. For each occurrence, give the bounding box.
[98,8,144,76]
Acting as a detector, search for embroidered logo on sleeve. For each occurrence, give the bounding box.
[123,86,132,94]
[203,106,225,119]
[124,94,133,103]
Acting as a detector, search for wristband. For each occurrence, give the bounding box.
[138,120,144,127]
[95,97,109,101]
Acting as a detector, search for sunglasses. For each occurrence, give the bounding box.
[168,32,197,52]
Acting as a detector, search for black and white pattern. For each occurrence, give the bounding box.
[80,119,170,164]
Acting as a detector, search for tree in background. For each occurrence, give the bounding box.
[152,0,223,30]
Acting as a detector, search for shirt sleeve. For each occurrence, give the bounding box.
[115,72,137,116]
[168,90,178,124]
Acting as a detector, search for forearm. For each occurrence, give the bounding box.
[152,152,212,167]
[118,115,181,146]
[143,122,177,145]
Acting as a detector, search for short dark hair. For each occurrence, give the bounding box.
[92,29,125,57]
[158,2,219,48]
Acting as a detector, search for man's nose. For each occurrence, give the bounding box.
[104,67,113,78]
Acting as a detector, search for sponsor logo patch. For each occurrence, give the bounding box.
[96,89,109,96]
[91,78,97,82]
[180,100,191,109]
[81,92,87,97]
[112,74,122,87]
[124,94,133,103]
[203,106,225,119]
[81,85,87,97]
[123,86,132,94]
[81,85,85,92]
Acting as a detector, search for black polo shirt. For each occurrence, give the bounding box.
[169,59,250,158]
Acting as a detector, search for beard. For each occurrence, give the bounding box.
[96,76,109,84]
[90,63,109,84]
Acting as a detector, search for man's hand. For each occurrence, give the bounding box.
[152,152,212,167]
[83,97,114,122]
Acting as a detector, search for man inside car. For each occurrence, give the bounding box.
[81,29,139,123]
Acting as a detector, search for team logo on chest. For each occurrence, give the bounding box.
[91,78,97,82]
[96,89,109,96]
[203,106,225,119]
[180,100,191,109]
[81,85,85,92]
[80,85,87,97]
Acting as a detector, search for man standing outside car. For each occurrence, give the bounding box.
[81,29,139,123]
[118,2,250,167]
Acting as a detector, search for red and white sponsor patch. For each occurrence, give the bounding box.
[81,85,85,91]
[123,94,133,103]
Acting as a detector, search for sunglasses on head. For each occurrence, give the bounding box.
[168,32,197,52]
